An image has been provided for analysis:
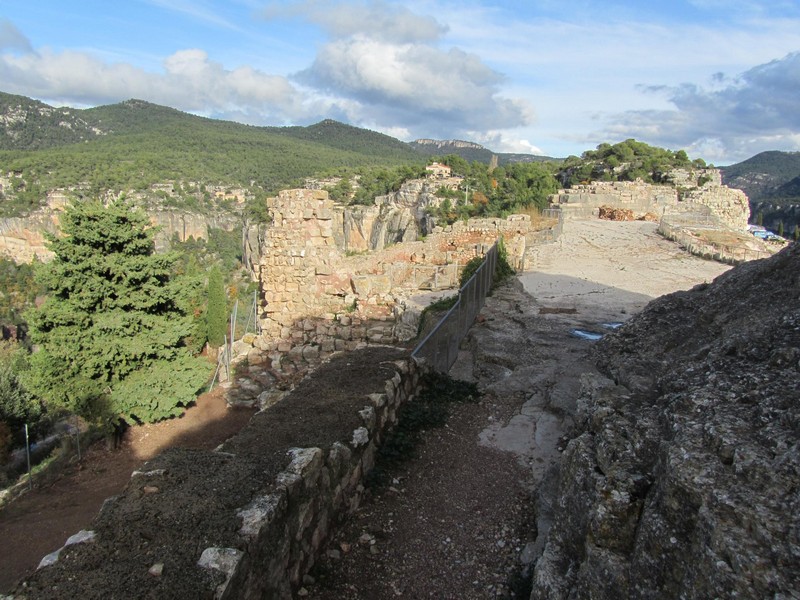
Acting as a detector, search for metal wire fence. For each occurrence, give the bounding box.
[411,242,498,373]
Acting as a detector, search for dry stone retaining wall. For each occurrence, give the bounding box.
[14,351,426,599]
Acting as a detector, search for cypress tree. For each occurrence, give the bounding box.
[205,266,228,347]
[25,201,210,422]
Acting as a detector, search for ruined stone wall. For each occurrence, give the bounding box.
[256,189,544,376]
[15,351,428,600]
[681,185,750,230]
[552,180,677,219]
[550,172,750,230]
[259,189,347,341]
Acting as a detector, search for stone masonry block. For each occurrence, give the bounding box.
[359,406,376,432]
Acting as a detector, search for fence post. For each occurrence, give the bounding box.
[74,415,81,462]
[25,423,32,490]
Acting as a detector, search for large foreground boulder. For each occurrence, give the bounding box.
[532,242,800,598]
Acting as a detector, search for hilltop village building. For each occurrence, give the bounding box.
[425,162,452,179]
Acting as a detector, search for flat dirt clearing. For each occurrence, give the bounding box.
[522,219,731,318]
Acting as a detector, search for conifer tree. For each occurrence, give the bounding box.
[205,265,228,347]
[25,201,210,422]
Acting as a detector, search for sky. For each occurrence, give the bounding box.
[1,1,799,165]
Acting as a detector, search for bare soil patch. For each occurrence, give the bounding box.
[688,227,760,247]
[306,392,535,600]
[11,346,411,599]
[0,386,256,593]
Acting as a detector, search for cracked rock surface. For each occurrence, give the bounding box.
[533,232,800,598]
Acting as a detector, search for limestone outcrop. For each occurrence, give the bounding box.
[0,212,60,262]
[0,204,247,263]
[532,242,800,598]
[332,179,445,252]
[0,179,258,264]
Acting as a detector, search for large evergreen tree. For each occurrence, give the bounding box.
[25,201,210,422]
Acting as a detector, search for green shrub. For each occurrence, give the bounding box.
[459,256,484,287]
[494,237,516,285]
[26,201,211,423]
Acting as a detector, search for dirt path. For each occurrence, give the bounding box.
[305,219,732,599]
[0,387,256,593]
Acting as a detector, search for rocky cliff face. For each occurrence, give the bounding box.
[532,243,800,598]
[333,179,442,252]
[0,204,251,263]
[0,212,61,262]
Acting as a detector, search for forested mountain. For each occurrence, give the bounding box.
[720,151,800,201]
[0,92,103,149]
[274,119,419,161]
[409,138,555,165]
[720,151,800,232]
[0,93,425,216]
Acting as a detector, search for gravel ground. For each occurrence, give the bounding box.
[306,390,536,599]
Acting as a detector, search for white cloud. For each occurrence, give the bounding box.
[469,130,545,156]
[295,34,532,138]
[0,44,310,122]
[262,1,532,139]
[262,0,447,43]
[597,52,800,163]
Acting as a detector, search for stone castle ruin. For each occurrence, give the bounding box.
[251,188,547,377]
[551,168,750,231]
[249,168,753,378]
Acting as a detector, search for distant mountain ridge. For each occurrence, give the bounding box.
[0,92,426,160]
[0,92,433,217]
[0,92,548,166]
[720,150,800,201]
[720,150,800,232]
[0,91,105,149]
[409,138,557,165]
